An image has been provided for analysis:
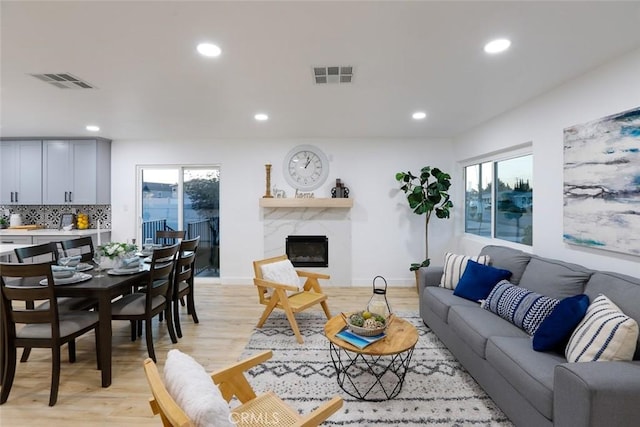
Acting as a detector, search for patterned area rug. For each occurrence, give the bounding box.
[241,311,514,426]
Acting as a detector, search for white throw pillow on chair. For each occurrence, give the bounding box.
[163,349,234,427]
[261,259,303,291]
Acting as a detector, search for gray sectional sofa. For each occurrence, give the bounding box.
[418,245,640,427]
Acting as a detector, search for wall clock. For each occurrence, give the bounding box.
[283,144,330,191]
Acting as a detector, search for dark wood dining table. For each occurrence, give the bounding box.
[2,266,149,388]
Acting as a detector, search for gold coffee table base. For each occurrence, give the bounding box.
[324,315,418,401]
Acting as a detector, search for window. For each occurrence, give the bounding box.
[138,166,220,277]
[464,154,533,246]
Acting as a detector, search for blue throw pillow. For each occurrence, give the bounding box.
[533,294,590,352]
[453,260,512,302]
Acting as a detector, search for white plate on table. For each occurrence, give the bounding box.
[40,272,93,286]
[108,267,144,275]
[75,263,94,272]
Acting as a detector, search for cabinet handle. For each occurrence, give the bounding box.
[10,191,14,203]
[15,192,18,203]
[65,191,68,203]
[69,191,73,202]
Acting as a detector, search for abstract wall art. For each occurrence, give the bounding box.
[563,106,640,256]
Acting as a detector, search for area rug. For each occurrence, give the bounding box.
[240,311,513,426]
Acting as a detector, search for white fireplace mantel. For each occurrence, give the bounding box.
[259,198,353,208]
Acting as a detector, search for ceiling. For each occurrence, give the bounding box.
[1,1,640,141]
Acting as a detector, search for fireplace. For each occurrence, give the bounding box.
[286,235,328,267]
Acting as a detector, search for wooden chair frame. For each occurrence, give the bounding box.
[143,350,343,427]
[60,236,95,263]
[0,262,101,406]
[172,236,200,338]
[253,255,331,344]
[111,243,180,362]
[155,230,186,246]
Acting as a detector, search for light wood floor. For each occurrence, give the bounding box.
[1,281,418,425]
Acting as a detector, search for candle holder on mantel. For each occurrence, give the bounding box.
[263,163,273,198]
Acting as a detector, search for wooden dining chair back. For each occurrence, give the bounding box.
[14,241,60,264]
[172,236,200,338]
[143,350,343,427]
[253,255,332,344]
[156,230,186,246]
[60,236,95,262]
[111,243,180,362]
[0,262,100,406]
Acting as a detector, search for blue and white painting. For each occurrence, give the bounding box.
[564,106,640,256]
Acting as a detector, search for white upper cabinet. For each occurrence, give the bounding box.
[42,139,111,204]
[0,140,43,204]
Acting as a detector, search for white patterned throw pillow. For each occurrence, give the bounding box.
[440,252,490,290]
[565,294,639,362]
[163,349,234,427]
[260,259,302,291]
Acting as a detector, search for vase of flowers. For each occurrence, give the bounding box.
[97,242,138,269]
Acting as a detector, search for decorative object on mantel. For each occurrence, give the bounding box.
[272,186,286,198]
[563,106,640,256]
[331,178,350,198]
[283,144,330,191]
[263,163,273,198]
[295,189,315,198]
[395,166,453,274]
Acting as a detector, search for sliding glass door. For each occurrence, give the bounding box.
[139,166,219,277]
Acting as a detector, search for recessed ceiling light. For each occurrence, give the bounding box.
[412,111,427,120]
[484,38,511,54]
[86,125,100,132]
[197,43,221,57]
[254,113,269,121]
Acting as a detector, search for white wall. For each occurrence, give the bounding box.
[111,138,455,286]
[452,48,640,278]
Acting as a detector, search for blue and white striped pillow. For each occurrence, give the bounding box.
[565,294,638,362]
[482,280,559,336]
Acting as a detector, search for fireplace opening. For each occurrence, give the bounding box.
[286,235,328,268]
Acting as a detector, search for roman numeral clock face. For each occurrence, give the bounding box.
[283,145,330,191]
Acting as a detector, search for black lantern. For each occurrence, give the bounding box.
[367,276,392,317]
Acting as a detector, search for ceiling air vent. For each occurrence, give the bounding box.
[313,66,353,84]
[30,73,96,89]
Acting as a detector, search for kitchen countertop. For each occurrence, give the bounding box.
[0,228,111,236]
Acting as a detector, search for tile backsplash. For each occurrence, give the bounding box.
[0,205,111,229]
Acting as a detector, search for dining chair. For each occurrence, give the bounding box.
[253,255,332,344]
[14,241,61,264]
[14,241,97,363]
[60,236,95,262]
[143,349,343,427]
[172,236,200,338]
[155,230,186,246]
[110,243,180,362]
[0,262,101,406]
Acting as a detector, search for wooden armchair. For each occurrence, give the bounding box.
[253,255,331,344]
[143,350,343,427]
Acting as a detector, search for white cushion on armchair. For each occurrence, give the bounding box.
[260,259,302,291]
[163,349,234,427]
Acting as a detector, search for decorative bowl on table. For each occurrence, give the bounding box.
[341,311,394,337]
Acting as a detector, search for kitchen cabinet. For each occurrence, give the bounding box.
[0,140,42,204]
[42,139,111,204]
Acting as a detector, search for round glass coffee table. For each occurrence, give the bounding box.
[324,314,418,401]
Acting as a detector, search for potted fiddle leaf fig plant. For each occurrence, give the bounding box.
[395,166,453,271]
